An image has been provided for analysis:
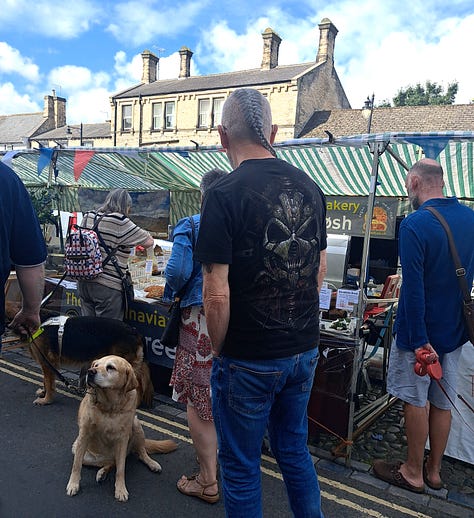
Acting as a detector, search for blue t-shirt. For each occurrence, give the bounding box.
[0,162,47,334]
[395,197,474,353]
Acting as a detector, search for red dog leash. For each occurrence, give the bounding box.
[414,349,474,432]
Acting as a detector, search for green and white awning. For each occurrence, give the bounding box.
[4,132,474,216]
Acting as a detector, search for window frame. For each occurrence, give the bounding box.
[164,101,175,130]
[211,98,224,128]
[152,102,163,130]
[121,104,132,131]
[198,98,211,129]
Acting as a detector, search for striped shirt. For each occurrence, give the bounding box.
[81,211,152,291]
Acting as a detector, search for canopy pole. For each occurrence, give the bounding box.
[356,140,384,319]
[385,144,410,171]
[345,140,385,466]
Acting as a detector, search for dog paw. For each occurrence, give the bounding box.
[33,397,53,405]
[35,388,46,397]
[66,481,80,496]
[115,486,129,502]
[96,468,109,483]
[148,460,162,473]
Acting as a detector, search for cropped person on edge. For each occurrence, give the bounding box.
[194,88,328,517]
[373,159,474,493]
[78,188,154,320]
[0,161,47,353]
[163,168,228,504]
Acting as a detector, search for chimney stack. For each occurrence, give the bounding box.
[141,50,159,83]
[43,90,66,128]
[261,28,281,70]
[316,18,338,65]
[179,47,193,78]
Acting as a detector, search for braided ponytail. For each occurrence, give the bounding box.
[223,89,277,157]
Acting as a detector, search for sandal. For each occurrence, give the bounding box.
[177,474,219,504]
[373,460,425,494]
[423,456,444,490]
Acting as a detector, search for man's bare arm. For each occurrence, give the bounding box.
[202,263,230,356]
[317,249,327,293]
[10,263,45,336]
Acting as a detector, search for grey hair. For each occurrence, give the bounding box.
[97,188,132,214]
[408,159,444,186]
[221,88,276,157]
[200,168,227,195]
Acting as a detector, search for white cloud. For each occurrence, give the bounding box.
[0,42,40,81]
[107,0,208,47]
[0,0,102,38]
[0,82,40,114]
[66,88,112,123]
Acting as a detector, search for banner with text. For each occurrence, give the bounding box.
[326,196,399,240]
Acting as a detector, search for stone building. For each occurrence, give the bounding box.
[110,18,351,147]
[33,122,112,148]
[0,90,66,151]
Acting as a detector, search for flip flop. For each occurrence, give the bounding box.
[373,460,425,494]
[423,456,444,490]
[177,474,219,504]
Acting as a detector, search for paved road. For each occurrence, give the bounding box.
[0,351,471,518]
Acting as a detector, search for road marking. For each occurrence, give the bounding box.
[0,359,432,517]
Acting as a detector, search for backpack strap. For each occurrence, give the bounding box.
[92,213,117,270]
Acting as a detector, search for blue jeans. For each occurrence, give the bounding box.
[211,349,323,518]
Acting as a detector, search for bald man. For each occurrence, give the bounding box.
[373,158,474,493]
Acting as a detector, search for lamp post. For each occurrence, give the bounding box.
[362,93,375,133]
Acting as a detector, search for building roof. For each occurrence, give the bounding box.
[0,113,45,145]
[302,104,474,138]
[113,63,315,99]
[35,122,112,140]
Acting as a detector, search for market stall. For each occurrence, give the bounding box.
[3,131,473,465]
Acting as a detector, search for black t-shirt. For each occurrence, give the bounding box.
[195,158,327,360]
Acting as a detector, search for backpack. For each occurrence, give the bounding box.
[64,215,104,279]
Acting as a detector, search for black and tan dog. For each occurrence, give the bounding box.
[5,302,154,407]
[66,355,177,501]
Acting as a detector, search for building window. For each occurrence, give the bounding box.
[152,102,163,130]
[198,99,210,128]
[122,105,132,131]
[164,101,175,129]
[212,98,224,127]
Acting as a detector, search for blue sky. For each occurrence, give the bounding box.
[1,0,473,124]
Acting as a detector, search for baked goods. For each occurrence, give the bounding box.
[144,285,165,299]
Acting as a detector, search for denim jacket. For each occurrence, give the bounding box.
[162,214,202,308]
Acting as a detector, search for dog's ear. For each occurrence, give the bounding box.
[124,365,139,393]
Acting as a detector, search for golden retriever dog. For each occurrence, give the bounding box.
[5,305,154,408]
[66,355,177,502]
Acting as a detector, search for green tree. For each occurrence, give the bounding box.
[393,80,458,106]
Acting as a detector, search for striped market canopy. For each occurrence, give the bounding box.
[4,132,474,216]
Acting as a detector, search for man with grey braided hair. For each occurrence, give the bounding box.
[195,88,327,517]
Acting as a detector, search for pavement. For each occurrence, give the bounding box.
[1,342,473,517]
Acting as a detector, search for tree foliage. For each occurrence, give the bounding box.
[393,80,458,106]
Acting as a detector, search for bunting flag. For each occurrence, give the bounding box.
[73,150,95,181]
[37,148,55,176]
[404,136,450,159]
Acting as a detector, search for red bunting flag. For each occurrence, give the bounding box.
[73,150,95,181]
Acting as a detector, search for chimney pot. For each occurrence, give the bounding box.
[261,28,282,70]
[141,50,159,83]
[316,18,338,65]
[179,47,193,78]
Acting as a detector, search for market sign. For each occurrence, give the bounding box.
[325,196,399,239]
